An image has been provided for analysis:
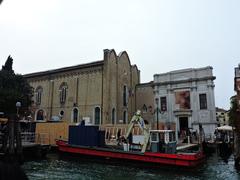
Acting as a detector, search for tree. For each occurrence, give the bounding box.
[229,95,238,126]
[2,56,14,73]
[229,95,240,167]
[0,56,33,117]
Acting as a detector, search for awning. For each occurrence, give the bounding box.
[215,125,234,131]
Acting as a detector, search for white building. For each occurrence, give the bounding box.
[153,66,217,140]
[216,107,230,126]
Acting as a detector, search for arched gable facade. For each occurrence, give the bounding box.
[117,51,134,123]
[26,49,140,126]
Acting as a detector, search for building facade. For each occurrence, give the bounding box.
[135,82,154,126]
[24,49,140,125]
[153,67,217,138]
[235,64,240,106]
[216,107,229,126]
[234,64,240,163]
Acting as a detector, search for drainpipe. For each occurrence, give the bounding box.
[101,66,104,125]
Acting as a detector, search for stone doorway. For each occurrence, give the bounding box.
[179,117,188,139]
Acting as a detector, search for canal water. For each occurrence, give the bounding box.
[22,153,240,180]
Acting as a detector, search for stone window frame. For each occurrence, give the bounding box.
[123,85,128,107]
[72,107,79,123]
[199,93,207,110]
[59,110,64,119]
[36,109,45,121]
[160,96,167,111]
[93,106,101,125]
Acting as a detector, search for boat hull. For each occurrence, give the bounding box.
[56,140,205,167]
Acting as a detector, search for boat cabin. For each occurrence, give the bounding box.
[149,130,177,153]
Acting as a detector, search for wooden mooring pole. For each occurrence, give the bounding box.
[5,114,23,163]
[15,114,23,162]
[8,115,15,157]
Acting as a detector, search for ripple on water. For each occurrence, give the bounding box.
[22,153,240,180]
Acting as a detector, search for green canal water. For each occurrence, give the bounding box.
[22,153,240,180]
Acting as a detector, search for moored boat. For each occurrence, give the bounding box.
[56,111,205,167]
[56,139,205,167]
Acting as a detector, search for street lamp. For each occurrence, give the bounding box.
[155,98,166,130]
[16,102,21,117]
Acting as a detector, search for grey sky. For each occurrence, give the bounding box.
[1,0,240,109]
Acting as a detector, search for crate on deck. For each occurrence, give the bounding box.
[68,125,105,147]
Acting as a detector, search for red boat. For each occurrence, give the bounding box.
[56,112,205,167]
[56,131,205,167]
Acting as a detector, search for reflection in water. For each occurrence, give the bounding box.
[22,152,240,180]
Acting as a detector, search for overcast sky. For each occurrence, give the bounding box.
[1,0,240,109]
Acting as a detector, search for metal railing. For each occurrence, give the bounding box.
[21,132,36,143]
[0,132,50,146]
[21,132,50,145]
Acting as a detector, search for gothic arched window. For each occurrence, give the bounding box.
[123,85,128,106]
[35,86,43,105]
[94,107,101,125]
[59,82,68,104]
[111,108,115,124]
[36,109,44,121]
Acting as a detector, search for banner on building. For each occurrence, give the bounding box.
[175,91,191,109]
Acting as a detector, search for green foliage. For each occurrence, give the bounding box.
[2,56,14,74]
[229,95,238,126]
[0,56,33,116]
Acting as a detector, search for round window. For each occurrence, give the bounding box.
[60,110,64,116]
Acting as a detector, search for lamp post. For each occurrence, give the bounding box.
[16,102,21,117]
[15,101,22,160]
[155,98,166,130]
[155,98,159,130]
